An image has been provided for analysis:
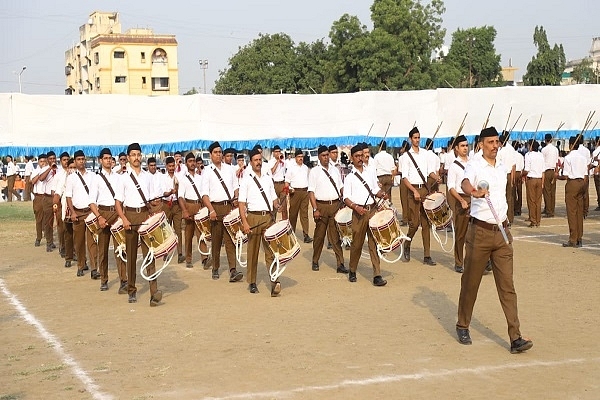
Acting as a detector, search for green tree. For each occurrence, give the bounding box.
[523,26,566,86]
[294,39,329,94]
[214,33,298,94]
[444,26,503,88]
[183,87,198,95]
[570,58,597,84]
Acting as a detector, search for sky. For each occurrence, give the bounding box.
[1,0,599,95]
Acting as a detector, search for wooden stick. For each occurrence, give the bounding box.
[570,111,596,151]
[517,118,528,142]
[502,113,522,147]
[503,106,513,133]
[377,123,392,153]
[366,123,374,138]
[532,115,543,142]
[481,104,494,131]
[425,121,443,150]
[449,112,468,150]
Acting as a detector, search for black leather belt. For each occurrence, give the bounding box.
[185,198,201,204]
[316,199,339,204]
[470,217,507,231]
[74,207,91,212]
[526,177,541,180]
[211,200,230,206]
[248,210,271,216]
[274,181,284,184]
[98,205,115,211]
[125,206,148,213]
[293,187,308,191]
[412,184,425,188]
[378,174,392,177]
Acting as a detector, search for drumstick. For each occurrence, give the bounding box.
[482,104,494,131]
[478,180,509,245]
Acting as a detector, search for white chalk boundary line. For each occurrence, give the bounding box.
[201,357,600,400]
[0,278,113,400]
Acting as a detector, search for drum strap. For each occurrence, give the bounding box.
[211,166,233,201]
[321,167,342,203]
[252,175,272,213]
[76,172,90,194]
[98,170,115,197]
[353,171,378,204]
[185,174,203,201]
[406,151,431,192]
[453,160,465,170]
[129,173,149,204]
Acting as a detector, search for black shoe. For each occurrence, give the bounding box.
[373,275,387,286]
[510,337,533,354]
[576,240,583,248]
[90,270,100,280]
[303,235,313,243]
[64,261,72,268]
[311,262,319,271]
[177,254,185,264]
[348,272,357,283]
[128,293,137,303]
[186,262,193,268]
[336,263,349,274]
[402,243,410,262]
[271,281,281,297]
[456,328,472,345]
[76,269,85,277]
[50,243,56,249]
[150,290,162,307]
[327,242,333,249]
[249,283,259,294]
[454,265,464,273]
[229,269,243,282]
[46,245,53,253]
[100,282,108,291]
[34,239,41,247]
[118,281,128,294]
[59,249,65,258]
[83,264,89,271]
[202,256,212,270]
[212,269,220,280]
[562,242,576,247]
[485,260,493,272]
[423,257,436,266]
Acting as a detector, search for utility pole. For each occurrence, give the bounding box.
[16,66,26,93]
[199,59,208,94]
[467,36,476,88]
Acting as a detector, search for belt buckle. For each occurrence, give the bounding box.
[135,207,142,213]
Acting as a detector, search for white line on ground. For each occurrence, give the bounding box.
[201,357,600,400]
[0,278,113,400]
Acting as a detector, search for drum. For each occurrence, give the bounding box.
[264,220,300,265]
[194,207,212,241]
[423,192,453,228]
[138,212,177,258]
[64,206,73,224]
[84,213,101,238]
[110,218,127,249]
[334,207,353,245]
[223,208,247,244]
[368,209,403,252]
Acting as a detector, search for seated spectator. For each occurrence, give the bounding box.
[0,174,7,201]
[14,174,25,197]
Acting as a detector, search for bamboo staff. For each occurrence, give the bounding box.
[377,123,392,153]
[503,107,513,133]
[502,113,523,147]
[481,104,494,131]
[425,121,443,150]
[366,123,375,138]
[570,111,596,151]
[448,112,468,150]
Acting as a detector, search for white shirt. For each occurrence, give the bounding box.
[343,167,380,206]
[161,172,178,201]
[201,163,237,202]
[90,169,121,207]
[267,157,286,182]
[447,157,468,195]
[178,170,203,201]
[444,151,456,171]
[65,170,95,209]
[464,155,508,224]
[524,151,545,178]
[52,168,69,197]
[285,162,309,188]
[373,151,395,176]
[24,160,34,178]
[577,145,592,165]
[399,147,434,185]
[239,171,277,212]
[42,166,57,195]
[6,161,17,177]
[427,150,441,173]
[497,146,515,169]
[114,169,160,208]
[541,143,559,170]
[308,162,343,201]
[562,151,588,179]
[592,146,600,168]
[514,151,525,172]
[32,166,47,194]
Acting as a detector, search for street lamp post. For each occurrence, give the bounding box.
[199,59,208,94]
[17,66,26,93]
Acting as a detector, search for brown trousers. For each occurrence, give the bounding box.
[312,201,344,266]
[525,178,542,225]
[565,179,585,244]
[210,202,236,272]
[583,178,590,217]
[124,209,157,296]
[348,206,381,277]
[24,177,32,201]
[594,174,600,208]
[273,182,288,220]
[163,202,183,255]
[399,177,409,224]
[542,169,556,216]
[63,219,74,261]
[72,210,98,271]
[513,171,523,214]
[505,173,514,224]
[457,222,521,341]
[378,175,393,204]
[183,203,208,264]
[97,208,127,285]
[452,194,471,268]
[6,175,19,201]
[246,212,275,284]
[42,195,54,246]
[406,186,432,258]
[288,188,309,236]
[33,195,44,241]
[56,204,65,252]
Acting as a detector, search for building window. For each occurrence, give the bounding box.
[94,52,99,64]
[152,48,167,64]
[152,77,169,91]
[95,77,100,89]
[142,76,147,88]
[114,51,125,59]
[115,76,126,83]
[141,52,146,62]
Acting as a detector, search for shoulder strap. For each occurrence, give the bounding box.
[406,151,431,192]
[453,159,465,170]
[211,166,232,201]
[252,175,272,213]
[129,172,149,204]
[76,172,90,194]
[185,173,202,200]
[98,171,115,197]
[321,167,342,201]
[353,170,377,204]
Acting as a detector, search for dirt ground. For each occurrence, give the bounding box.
[1,180,599,400]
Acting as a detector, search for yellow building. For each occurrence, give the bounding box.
[65,11,178,95]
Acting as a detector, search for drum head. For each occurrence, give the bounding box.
[223,208,240,225]
[84,213,97,224]
[423,192,445,211]
[265,220,290,240]
[110,218,124,231]
[195,207,209,220]
[334,207,353,224]
[369,209,394,228]
[139,211,165,235]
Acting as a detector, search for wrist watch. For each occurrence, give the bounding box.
[313,207,317,212]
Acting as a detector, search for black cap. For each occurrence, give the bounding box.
[379,140,387,150]
[165,156,175,164]
[545,133,552,141]
[74,150,85,158]
[118,152,126,158]
[236,154,245,160]
[99,148,111,158]
[174,151,182,156]
[454,135,467,146]
[272,145,281,151]
[59,151,70,159]
[328,145,337,152]
[127,143,142,154]
[147,157,157,164]
[252,144,262,151]
[47,151,56,158]
[208,141,221,153]
[249,148,261,160]
[185,152,195,161]
[409,126,419,137]
[351,144,362,155]
[223,148,235,155]
[317,145,328,155]
[294,149,303,157]
[480,126,499,138]
[38,153,47,159]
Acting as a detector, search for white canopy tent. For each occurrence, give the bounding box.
[1,85,598,157]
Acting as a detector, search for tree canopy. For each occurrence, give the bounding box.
[523,26,566,86]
